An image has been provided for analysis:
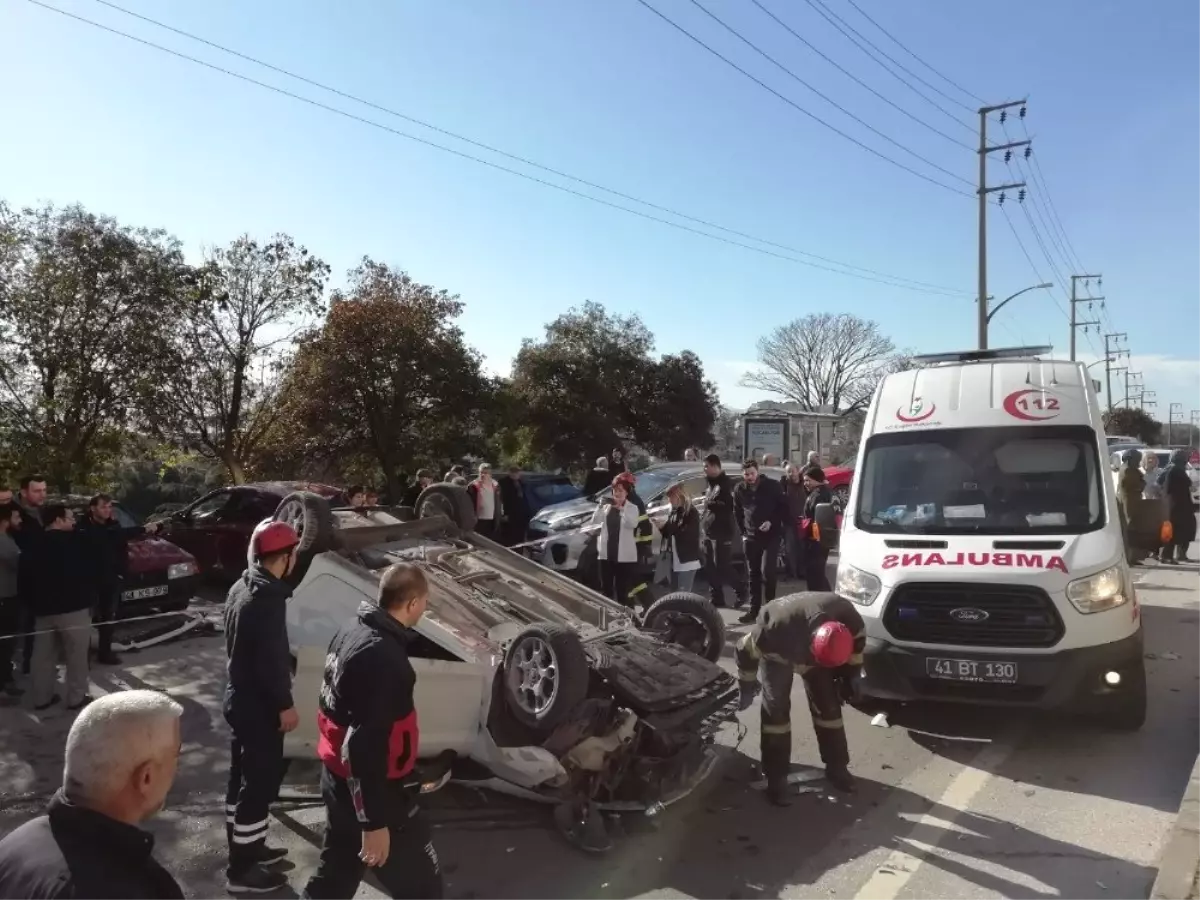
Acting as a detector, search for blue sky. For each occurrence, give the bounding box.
[3,0,1197,417]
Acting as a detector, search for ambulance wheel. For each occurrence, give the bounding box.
[1100,662,1147,731]
[502,623,590,734]
[416,483,478,531]
[642,592,725,663]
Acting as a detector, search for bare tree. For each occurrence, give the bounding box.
[741,313,901,414]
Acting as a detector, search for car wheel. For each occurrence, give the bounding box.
[1098,661,1147,731]
[831,485,850,514]
[642,592,725,663]
[416,483,478,531]
[502,623,590,734]
[273,491,336,586]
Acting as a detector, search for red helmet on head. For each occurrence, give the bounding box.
[253,520,300,557]
[811,620,853,668]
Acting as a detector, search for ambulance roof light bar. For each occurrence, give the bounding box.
[911,346,1054,366]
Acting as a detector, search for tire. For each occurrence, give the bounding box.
[831,485,850,514]
[416,483,478,531]
[273,491,336,587]
[502,623,590,733]
[1099,661,1147,731]
[642,591,725,663]
[273,491,336,555]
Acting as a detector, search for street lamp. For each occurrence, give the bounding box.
[984,282,1054,333]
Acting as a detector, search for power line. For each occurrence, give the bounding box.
[800,0,977,122]
[682,0,972,184]
[840,0,986,104]
[1000,120,1076,279]
[26,0,973,295]
[1000,204,1070,323]
[746,0,974,151]
[1019,118,1088,272]
[633,0,975,196]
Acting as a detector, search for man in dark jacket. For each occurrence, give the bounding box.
[499,467,532,547]
[583,457,611,496]
[400,470,435,508]
[302,563,442,899]
[28,505,99,711]
[701,455,746,609]
[223,520,300,893]
[77,493,161,666]
[736,592,865,804]
[0,689,185,898]
[14,474,48,677]
[734,459,787,624]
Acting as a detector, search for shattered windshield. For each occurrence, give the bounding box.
[854,425,1105,535]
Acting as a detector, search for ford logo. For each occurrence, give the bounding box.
[950,607,989,623]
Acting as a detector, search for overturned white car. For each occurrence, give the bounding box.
[275,486,737,850]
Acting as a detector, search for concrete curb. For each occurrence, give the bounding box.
[1151,754,1200,899]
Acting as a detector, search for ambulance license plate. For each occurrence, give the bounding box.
[926,658,1018,683]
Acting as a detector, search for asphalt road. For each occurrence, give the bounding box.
[1,542,1196,899]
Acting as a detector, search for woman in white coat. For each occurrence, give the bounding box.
[592,478,641,609]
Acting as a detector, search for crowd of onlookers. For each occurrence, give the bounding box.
[0,476,163,713]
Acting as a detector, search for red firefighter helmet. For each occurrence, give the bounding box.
[810,620,853,668]
[253,520,300,557]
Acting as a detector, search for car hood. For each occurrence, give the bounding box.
[127,535,197,575]
[530,495,598,526]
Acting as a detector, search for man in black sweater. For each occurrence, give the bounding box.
[77,493,161,666]
[701,455,746,609]
[223,520,300,894]
[302,563,442,899]
[734,459,787,624]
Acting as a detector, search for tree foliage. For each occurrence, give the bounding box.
[0,203,189,490]
[510,302,718,466]
[741,313,903,414]
[271,259,490,498]
[140,234,329,484]
[1103,407,1161,444]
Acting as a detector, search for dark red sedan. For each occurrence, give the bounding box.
[162,481,344,577]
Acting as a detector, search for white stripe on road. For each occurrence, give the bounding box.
[852,732,1023,900]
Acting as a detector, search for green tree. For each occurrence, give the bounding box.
[1103,407,1162,444]
[140,234,329,484]
[509,302,717,466]
[0,202,189,491]
[273,259,490,499]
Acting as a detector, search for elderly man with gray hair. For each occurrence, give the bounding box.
[0,690,185,898]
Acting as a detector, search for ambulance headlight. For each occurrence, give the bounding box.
[1066,564,1130,614]
[836,564,881,607]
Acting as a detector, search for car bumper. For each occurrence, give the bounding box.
[119,573,200,610]
[860,629,1144,711]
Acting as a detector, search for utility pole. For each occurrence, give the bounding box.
[1102,333,1127,413]
[1169,403,1183,447]
[1123,371,1141,409]
[977,99,1029,350]
[1069,275,1104,361]
[1140,390,1156,412]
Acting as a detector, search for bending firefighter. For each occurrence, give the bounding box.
[735,591,866,805]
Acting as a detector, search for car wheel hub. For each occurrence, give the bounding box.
[276,499,307,542]
[420,495,453,519]
[508,636,559,715]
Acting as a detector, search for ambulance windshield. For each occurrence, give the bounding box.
[854,425,1105,535]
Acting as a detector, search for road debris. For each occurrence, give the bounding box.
[871,712,890,727]
[750,770,824,790]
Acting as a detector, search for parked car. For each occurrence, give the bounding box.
[276,487,736,851]
[54,496,200,614]
[497,472,582,517]
[525,461,787,586]
[162,481,344,577]
[824,464,854,512]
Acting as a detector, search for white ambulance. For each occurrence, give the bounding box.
[835,347,1145,729]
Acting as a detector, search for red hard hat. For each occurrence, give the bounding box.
[811,620,853,668]
[253,520,300,557]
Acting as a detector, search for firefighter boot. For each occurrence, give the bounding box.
[765,776,793,807]
[826,765,857,793]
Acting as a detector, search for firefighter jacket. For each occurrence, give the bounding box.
[317,602,420,831]
[735,592,866,684]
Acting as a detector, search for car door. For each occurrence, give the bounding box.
[215,490,280,574]
[168,489,234,571]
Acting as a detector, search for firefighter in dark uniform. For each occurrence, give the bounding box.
[302,562,442,900]
[735,591,866,805]
[223,520,299,893]
[614,472,656,611]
